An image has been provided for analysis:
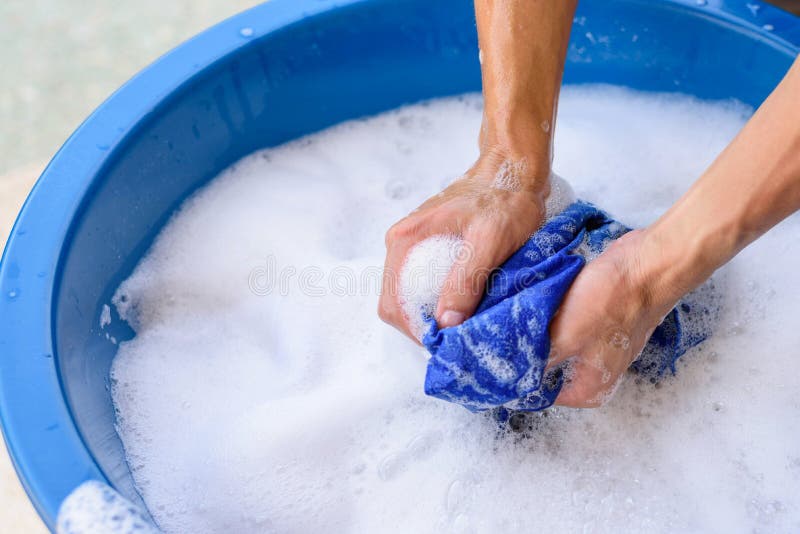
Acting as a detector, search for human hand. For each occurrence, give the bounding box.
[378,147,551,341]
[545,56,800,408]
[546,230,681,407]
[378,0,577,342]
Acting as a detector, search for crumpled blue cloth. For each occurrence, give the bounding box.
[421,201,712,413]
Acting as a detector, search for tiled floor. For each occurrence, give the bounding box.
[1,0,798,532]
[0,2,259,530]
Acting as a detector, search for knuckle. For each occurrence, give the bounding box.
[385,218,415,245]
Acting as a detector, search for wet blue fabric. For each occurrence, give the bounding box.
[421,201,712,413]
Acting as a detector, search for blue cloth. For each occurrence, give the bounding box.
[421,201,712,413]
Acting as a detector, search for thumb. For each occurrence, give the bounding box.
[435,228,505,328]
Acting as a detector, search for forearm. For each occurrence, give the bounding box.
[474,0,578,180]
[642,57,800,305]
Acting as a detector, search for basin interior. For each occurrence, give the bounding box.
[52,0,796,511]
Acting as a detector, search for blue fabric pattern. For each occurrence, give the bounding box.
[421,201,712,413]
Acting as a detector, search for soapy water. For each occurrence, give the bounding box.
[109,86,800,533]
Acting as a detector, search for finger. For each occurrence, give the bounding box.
[546,309,580,371]
[378,231,417,341]
[434,223,508,328]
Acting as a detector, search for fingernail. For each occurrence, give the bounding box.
[439,310,466,328]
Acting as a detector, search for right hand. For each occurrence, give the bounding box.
[546,229,679,407]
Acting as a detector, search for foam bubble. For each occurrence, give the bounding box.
[99,304,111,329]
[491,158,528,192]
[545,172,575,218]
[400,235,463,339]
[56,481,158,534]
[109,88,800,533]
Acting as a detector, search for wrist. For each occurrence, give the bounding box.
[634,228,698,313]
[471,143,552,196]
[481,111,553,160]
[635,210,737,312]
[476,116,553,192]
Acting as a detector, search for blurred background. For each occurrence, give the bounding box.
[0,0,798,531]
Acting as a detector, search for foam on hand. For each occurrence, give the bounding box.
[545,173,575,216]
[109,87,800,533]
[399,235,463,339]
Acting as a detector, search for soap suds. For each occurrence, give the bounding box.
[57,481,158,534]
[99,304,111,329]
[110,87,800,533]
[544,172,575,217]
[491,158,528,191]
[400,234,463,339]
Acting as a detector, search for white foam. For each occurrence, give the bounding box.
[400,235,463,339]
[545,172,575,217]
[99,304,111,329]
[110,87,800,533]
[56,481,158,534]
[491,158,528,191]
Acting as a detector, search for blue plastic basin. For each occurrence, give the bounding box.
[0,0,798,530]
